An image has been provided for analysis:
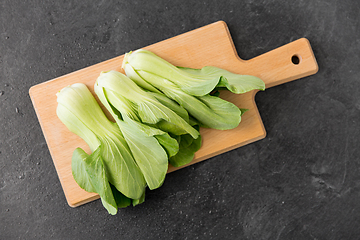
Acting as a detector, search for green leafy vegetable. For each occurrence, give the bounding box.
[56,83,146,200]
[72,148,123,215]
[72,148,133,214]
[110,184,132,209]
[169,127,202,167]
[147,91,189,121]
[132,191,145,206]
[122,49,265,130]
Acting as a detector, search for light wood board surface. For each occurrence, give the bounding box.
[29,21,318,207]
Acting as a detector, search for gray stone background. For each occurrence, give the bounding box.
[1,0,359,239]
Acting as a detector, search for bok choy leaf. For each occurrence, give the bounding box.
[177,66,265,94]
[168,127,202,167]
[72,147,131,215]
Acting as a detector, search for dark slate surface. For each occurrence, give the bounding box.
[1,0,359,239]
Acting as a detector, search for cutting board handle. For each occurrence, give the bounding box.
[240,38,319,88]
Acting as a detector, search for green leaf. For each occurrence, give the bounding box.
[84,148,118,215]
[71,147,118,215]
[98,133,146,199]
[123,63,162,93]
[178,66,265,93]
[71,148,96,193]
[132,191,145,206]
[116,119,169,190]
[154,134,179,158]
[110,183,132,209]
[240,108,249,116]
[147,91,189,122]
[196,95,242,129]
[188,115,204,127]
[135,98,199,138]
[72,148,135,211]
[169,132,202,167]
[121,116,179,158]
[153,119,189,136]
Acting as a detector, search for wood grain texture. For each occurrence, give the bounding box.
[29,21,318,208]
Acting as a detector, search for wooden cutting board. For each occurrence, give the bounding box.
[29,21,318,208]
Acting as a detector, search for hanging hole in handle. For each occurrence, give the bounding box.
[291,54,301,65]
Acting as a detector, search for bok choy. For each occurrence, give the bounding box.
[122,49,265,130]
[56,83,146,214]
